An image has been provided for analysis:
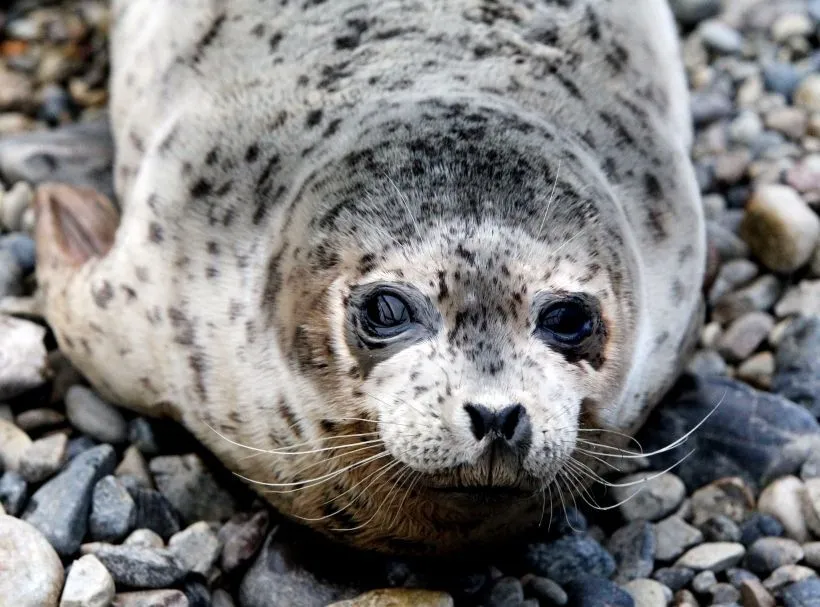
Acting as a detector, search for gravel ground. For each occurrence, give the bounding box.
[1,1,820,606]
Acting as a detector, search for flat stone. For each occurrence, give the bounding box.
[763,565,818,593]
[717,312,775,363]
[89,475,137,542]
[758,476,810,543]
[84,543,188,588]
[611,473,686,522]
[675,542,745,572]
[740,579,776,607]
[0,418,33,472]
[652,567,694,591]
[772,316,820,419]
[782,578,820,607]
[0,316,48,400]
[19,433,68,483]
[239,528,358,607]
[149,454,238,524]
[65,385,128,444]
[525,535,616,584]
[803,478,820,538]
[112,590,189,607]
[219,510,270,573]
[168,521,222,575]
[745,537,805,575]
[740,185,820,273]
[15,408,66,433]
[60,554,116,607]
[607,521,655,584]
[525,576,568,606]
[0,515,64,607]
[636,376,820,492]
[0,118,115,199]
[328,589,454,607]
[563,575,635,607]
[23,444,117,556]
[623,579,669,607]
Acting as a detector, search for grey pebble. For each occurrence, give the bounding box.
[485,577,523,607]
[18,433,68,484]
[525,536,616,585]
[692,570,718,593]
[745,537,805,576]
[112,590,189,607]
[0,470,28,515]
[726,567,760,588]
[763,61,803,99]
[126,485,181,540]
[526,576,568,606]
[150,454,238,524]
[0,249,23,298]
[23,444,116,556]
[711,582,741,604]
[700,20,743,54]
[782,578,820,607]
[654,516,704,562]
[717,312,774,363]
[219,510,270,573]
[764,565,818,593]
[652,567,695,591]
[607,521,656,584]
[84,543,188,588]
[168,521,222,576]
[712,275,782,324]
[740,514,786,547]
[89,475,137,542]
[700,515,742,543]
[15,408,66,433]
[0,233,36,274]
[128,418,161,456]
[65,385,128,444]
[124,528,165,549]
[669,0,721,26]
[687,349,728,377]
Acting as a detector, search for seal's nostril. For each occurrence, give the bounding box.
[464,402,493,440]
[464,403,530,449]
[498,403,524,440]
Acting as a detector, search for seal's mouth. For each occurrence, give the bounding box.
[429,484,533,497]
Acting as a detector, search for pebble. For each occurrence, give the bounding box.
[125,528,165,549]
[765,107,809,140]
[0,316,48,400]
[15,408,66,433]
[18,432,68,483]
[0,181,33,232]
[0,471,28,515]
[23,444,117,556]
[219,510,270,573]
[762,61,802,99]
[709,258,759,303]
[740,185,820,273]
[654,516,704,562]
[772,316,820,418]
[796,74,820,112]
[717,312,774,362]
[149,454,238,524]
[687,349,728,376]
[745,537,805,576]
[125,485,181,540]
[168,521,222,576]
[690,478,756,526]
[563,576,635,607]
[729,111,764,145]
[710,582,741,604]
[675,542,746,572]
[805,542,820,568]
[691,90,735,126]
[803,478,820,537]
[669,0,721,27]
[83,543,188,589]
[526,576,568,606]
[803,451,820,480]
[608,521,656,583]
[213,589,236,607]
[700,515,742,543]
[782,578,820,607]
[484,577,523,607]
[60,554,116,607]
[112,590,189,607]
[736,351,775,389]
[775,280,820,318]
[611,472,686,522]
[115,445,154,488]
[0,233,36,274]
[740,579,776,607]
[0,418,33,472]
[0,515,64,607]
[89,475,137,542]
[758,476,811,543]
[763,565,818,592]
[740,514,786,547]
[526,535,616,584]
[673,589,698,607]
[700,20,743,55]
[772,13,814,41]
[692,569,718,593]
[711,275,782,324]
[329,590,454,607]
[652,567,694,591]
[623,579,670,607]
[715,148,752,184]
[65,385,128,444]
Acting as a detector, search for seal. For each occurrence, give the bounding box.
[34,0,706,554]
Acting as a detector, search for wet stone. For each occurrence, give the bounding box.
[525,535,616,585]
[23,444,116,556]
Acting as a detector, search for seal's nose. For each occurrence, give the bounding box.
[463,403,531,454]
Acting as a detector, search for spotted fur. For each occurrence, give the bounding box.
[38,0,705,554]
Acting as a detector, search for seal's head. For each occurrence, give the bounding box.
[260,98,647,551]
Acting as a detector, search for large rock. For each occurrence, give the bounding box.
[0,515,64,607]
[636,376,820,491]
[23,444,117,556]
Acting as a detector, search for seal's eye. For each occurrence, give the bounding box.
[538,299,594,345]
[362,291,412,337]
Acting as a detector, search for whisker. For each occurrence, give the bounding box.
[242,451,390,488]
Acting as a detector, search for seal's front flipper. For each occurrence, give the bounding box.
[34,183,119,270]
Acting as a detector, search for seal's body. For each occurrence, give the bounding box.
[36,0,705,553]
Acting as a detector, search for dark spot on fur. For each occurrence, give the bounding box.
[305,109,323,128]
[245,143,260,163]
[190,178,213,198]
[148,222,164,243]
[92,281,114,309]
[192,13,227,64]
[269,31,284,52]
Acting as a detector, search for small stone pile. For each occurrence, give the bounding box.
[1,0,820,606]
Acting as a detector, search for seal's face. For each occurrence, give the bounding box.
[335,227,633,502]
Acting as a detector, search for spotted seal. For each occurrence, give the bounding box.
[34,0,706,554]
